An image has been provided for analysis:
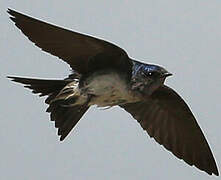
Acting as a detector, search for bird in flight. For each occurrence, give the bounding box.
[7,9,219,176]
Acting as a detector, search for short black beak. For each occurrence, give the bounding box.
[161,72,173,78]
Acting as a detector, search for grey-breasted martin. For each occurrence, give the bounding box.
[7,9,219,176]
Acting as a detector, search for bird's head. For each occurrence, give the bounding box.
[131,62,172,95]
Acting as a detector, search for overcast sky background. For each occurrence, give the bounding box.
[1,0,220,179]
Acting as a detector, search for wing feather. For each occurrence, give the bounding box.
[8,9,131,75]
[121,85,219,176]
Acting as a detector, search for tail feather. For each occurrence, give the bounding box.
[8,76,70,103]
[8,76,89,140]
[47,101,89,141]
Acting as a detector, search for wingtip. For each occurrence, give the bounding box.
[209,152,219,176]
[7,75,19,80]
[7,8,16,16]
[7,8,12,13]
[9,17,16,22]
[7,76,28,84]
[7,76,15,80]
[59,131,67,141]
[59,136,65,141]
[7,8,18,22]
[213,167,219,176]
[214,172,219,176]
[7,8,25,21]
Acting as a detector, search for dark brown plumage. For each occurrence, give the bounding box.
[121,85,219,175]
[7,9,131,75]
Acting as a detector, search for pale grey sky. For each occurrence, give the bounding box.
[1,0,220,179]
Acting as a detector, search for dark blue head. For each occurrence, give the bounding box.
[131,60,172,95]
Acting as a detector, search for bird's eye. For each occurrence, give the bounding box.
[147,72,153,76]
[141,71,157,77]
[144,71,159,77]
[145,72,155,76]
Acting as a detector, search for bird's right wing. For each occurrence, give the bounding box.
[8,9,132,75]
[120,85,219,176]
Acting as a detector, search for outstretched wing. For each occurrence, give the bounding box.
[8,9,132,75]
[120,85,219,176]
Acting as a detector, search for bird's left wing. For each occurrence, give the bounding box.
[8,9,131,75]
[120,85,218,176]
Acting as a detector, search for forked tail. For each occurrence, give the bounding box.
[8,76,90,140]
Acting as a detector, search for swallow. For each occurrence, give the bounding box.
[7,9,219,176]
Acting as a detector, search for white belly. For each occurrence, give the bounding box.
[84,72,139,107]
